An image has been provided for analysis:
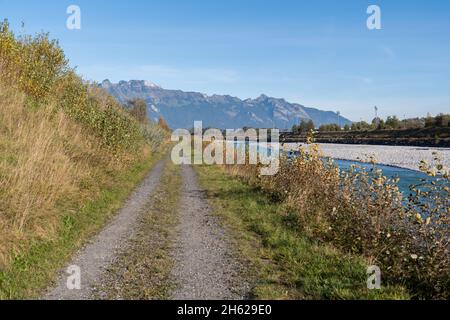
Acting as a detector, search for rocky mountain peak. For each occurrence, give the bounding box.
[101,79,112,88]
[101,80,352,130]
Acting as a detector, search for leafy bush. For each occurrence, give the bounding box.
[0,20,67,100]
[126,99,149,124]
[140,122,168,151]
[52,72,145,152]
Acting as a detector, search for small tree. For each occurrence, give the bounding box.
[293,119,315,134]
[158,117,170,131]
[435,113,450,127]
[305,120,315,132]
[425,114,435,127]
[319,123,341,132]
[127,99,148,124]
[385,115,400,129]
[351,121,371,131]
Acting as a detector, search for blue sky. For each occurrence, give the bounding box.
[1,0,449,121]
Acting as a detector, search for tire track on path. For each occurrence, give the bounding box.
[170,165,249,300]
[43,159,167,300]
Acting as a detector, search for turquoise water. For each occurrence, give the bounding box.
[331,159,431,195]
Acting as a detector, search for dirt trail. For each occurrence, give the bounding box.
[43,161,248,300]
[170,165,249,300]
[90,162,182,300]
[43,159,167,300]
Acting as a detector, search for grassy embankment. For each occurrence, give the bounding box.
[0,21,168,299]
[196,165,409,300]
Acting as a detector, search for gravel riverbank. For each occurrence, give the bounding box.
[282,143,450,171]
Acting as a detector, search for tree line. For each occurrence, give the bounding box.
[291,114,450,133]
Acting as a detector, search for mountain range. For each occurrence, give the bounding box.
[100,80,352,130]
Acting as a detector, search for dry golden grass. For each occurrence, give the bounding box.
[0,83,133,267]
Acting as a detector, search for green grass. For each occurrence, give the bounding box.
[195,165,409,300]
[0,149,167,299]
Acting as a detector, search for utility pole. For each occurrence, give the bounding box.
[271,107,275,130]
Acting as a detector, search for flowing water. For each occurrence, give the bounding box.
[331,159,431,195]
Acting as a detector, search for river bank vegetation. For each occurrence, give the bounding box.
[196,165,409,299]
[217,138,449,299]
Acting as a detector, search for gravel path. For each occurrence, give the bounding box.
[170,165,249,300]
[89,163,181,300]
[283,143,450,171]
[43,159,166,300]
[44,160,248,300]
